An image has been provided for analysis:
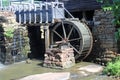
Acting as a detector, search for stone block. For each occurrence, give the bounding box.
[43,47,75,69]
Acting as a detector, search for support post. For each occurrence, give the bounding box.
[44,25,50,50]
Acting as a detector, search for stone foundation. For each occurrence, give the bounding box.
[93,10,116,51]
[87,9,118,65]
[0,11,30,64]
[43,46,75,69]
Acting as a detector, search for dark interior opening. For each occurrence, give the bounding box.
[71,10,94,31]
[70,11,83,20]
[85,10,94,21]
[27,25,45,60]
[70,10,94,20]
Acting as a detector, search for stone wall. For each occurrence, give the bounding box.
[0,11,30,64]
[93,10,116,51]
[87,9,118,65]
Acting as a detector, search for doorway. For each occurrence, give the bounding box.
[27,25,45,60]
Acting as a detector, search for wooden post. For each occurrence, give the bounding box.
[44,25,49,50]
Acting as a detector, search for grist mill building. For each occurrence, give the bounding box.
[0,0,119,65]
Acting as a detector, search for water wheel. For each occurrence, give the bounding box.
[50,19,93,60]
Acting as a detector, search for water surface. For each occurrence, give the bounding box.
[0,60,116,80]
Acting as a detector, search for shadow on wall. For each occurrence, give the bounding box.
[117,40,120,53]
[85,35,106,62]
[0,24,6,64]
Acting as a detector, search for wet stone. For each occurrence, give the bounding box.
[19,72,70,80]
[78,64,103,73]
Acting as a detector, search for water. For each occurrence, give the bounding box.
[0,62,5,70]
[0,60,115,80]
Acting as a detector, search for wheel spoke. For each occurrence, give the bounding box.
[67,26,73,39]
[53,30,63,39]
[69,43,80,54]
[62,21,67,39]
[68,37,81,42]
[75,54,81,59]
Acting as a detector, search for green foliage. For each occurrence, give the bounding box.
[2,0,9,7]
[4,28,14,38]
[97,0,120,25]
[103,56,120,76]
[112,0,120,25]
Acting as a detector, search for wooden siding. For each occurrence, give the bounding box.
[63,0,102,11]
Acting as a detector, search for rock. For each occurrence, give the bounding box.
[78,64,103,73]
[79,71,89,77]
[19,72,70,80]
[26,59,31,64]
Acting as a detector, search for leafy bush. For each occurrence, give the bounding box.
[103,56,120,76]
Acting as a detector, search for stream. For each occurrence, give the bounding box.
[0,60,116,80]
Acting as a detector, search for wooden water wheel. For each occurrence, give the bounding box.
[50,19,93,60]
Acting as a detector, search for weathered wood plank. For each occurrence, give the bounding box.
[64,0,101,11]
